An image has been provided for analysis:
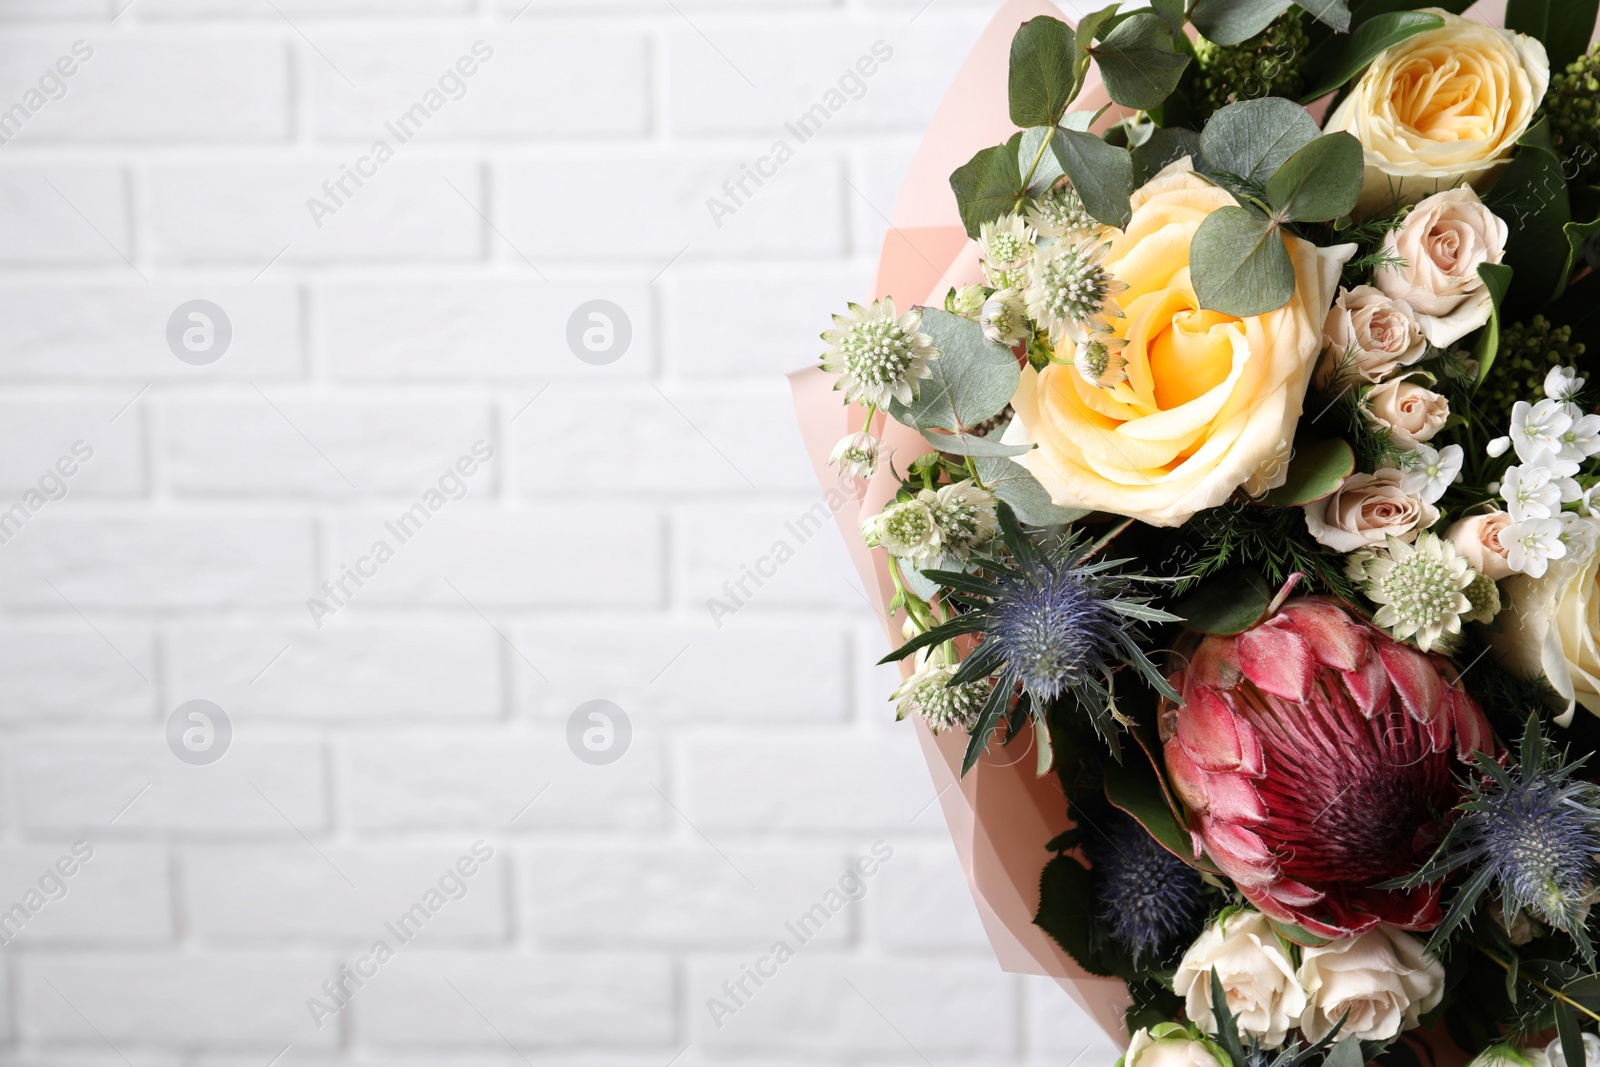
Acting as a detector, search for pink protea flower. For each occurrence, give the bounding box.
[1160,596,1495,940]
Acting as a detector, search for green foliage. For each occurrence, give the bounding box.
[1539,42,1600,182]
[1008,16,1079,128]
[1191,0,1349,46]
[1477,314,1589,423]
[1170,567,1274,636]
[886,309,1019,433]
[972,453,1089,526]
[1192,205,1298,315]
[1484,120,1569,313]
[1092,12,1191,111]
[1192,9,1310,116]
[950,138,1025,239]
[1507,0,1600,70]
[1471,263,1516,388]
[1259,438,1357,507]
[1299,10,1445,102]
[1049,128,1135,230]
[1173,499,1360,602]
[1200,97,1320,187]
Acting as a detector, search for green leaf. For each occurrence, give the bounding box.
[1150,0,1186,36]
[1485,118,1570,312]
[1091,13,1190,110]
[1324,1037,1364,1067]
[1017,126,1063,197]
[972,455,1089,526]
[887,309,1019,432]
[1259,437,1356,506]
[1200,97,1320,187]
[1035,854,1117,977]
[1557,1002,1586,1067]
[1189,0,1294,44]
[1131,126,1203,186]
[1104,748,1222,874]
[922,431,1034,458]
[1008,16,1077,127]
[1050,128,1134,230]
[1264,132,1363,223]
[1507,0,1600,70]
[949,139,1025,240]
[1268,918,1334,949]
[1299,11,1444,102]
[1068,5,1122,109]
[1470,262,1515,390]
[1190,206,1295,317]
[1170,567,1274,636]
[1560,215,1600,297]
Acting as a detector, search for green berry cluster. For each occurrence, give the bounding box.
[1192,10,1310,118]
[1478,315,1587,416]
[1540,42,1600,182]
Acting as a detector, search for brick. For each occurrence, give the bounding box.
[0,166,130,266]
[339,734,664,832]
[19,953,338,1047]
[12,736,327,833]
[357,950,673,1046]
[523,845,856,948]
[0,843,171,946]
[322,280,653,382]
[514,384,814,496]
[161,399,491,498]
[0,283,301,381]
[0,38,289,144]
[497,154,844,262]
[683,736,933,831]
[310,33,648,141]
[0,515,313,609]
[0,623,153,720]
[184,843,507,941]
[168,624,501,721]
[662,266,861,379]
[326,508,660,610]
[513,620,847,722]
[688,955,1016,1055]
[150,159,483,264]
[0,403,144,497]
[674,500,869,613]
[868,841,990,951]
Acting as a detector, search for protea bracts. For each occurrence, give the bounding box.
[1161,596,1495,939]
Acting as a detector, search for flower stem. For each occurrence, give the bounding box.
[1473,942,1600,1026]
[964,455,988,491]
[860,403,878,438]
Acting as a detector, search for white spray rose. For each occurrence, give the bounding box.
[1173,910,1305,1049]
[1119,1024,1232,1067]
[1296,926,1445,1042]
[1374,186,1509,348]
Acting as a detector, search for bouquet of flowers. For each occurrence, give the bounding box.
[792,0,1600,1064]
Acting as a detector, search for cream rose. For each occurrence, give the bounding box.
[1298,926,1444,1042]
[1324,10,1548,212]
[1303,468,1440,553]
[1318,285,1427,386]
[1119,1025,1231,1067]
[1173,910,1306,1048]
[1447,511,1517,580]
[1365,377,1448,449]
[1374,186,1508,348]
[1005,161,1353,527]
[1492,516,1600,722]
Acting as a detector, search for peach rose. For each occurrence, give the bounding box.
[1003,161,1353,527]
[1304,468,1439,553]
[1365,377,1448,449]
[1374,186,1508,348]
[1318,286,1427,386]
[1446,511,1516,580]
[1324,10,1548,212]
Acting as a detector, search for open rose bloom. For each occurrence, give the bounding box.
[791,0,1600,1058]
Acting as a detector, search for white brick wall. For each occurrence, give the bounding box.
[0,0,1122,1064]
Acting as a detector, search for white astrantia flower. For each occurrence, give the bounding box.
[947,283,986,318]
[861,498,941,567]
[1512,398,1575,463]
[890,657,991,733]
[980,289,1031,347]
[1073,335,1130,389]
[977,215,1035,292]
[1463,568,1502,624]
[1546,364,1587,402]
[1398,443,1462,505]
[1504,517,1567,578]
[1025,237,1126,344]
[1025,182,1098,242]
[1361,532,1475,651]
[928,480,998,561]
[820,298,939,409]
[1502,462,1564,522]
[829,432,880,481]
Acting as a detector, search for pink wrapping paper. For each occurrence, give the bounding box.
[788,0,1553,1048]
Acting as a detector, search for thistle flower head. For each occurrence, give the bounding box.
[1025,182,1098,242]
[891,659,992,733]
[1080,802,1208,967]
[1027,238,1125,344]
[978,215,1035,291]
[987,561,1121,704]
[1360,532,1475,652]
[820,298,939,408]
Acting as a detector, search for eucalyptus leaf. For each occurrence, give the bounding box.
[1150,0,1185,36]
[950,139,1025,240]
[1008,16,1077,127]
[1471,262,1515,389]
[1068,5,1122,109]
[1050,128,1134,229]
[1171,568,1274,636]
[1259,437,1355,506]
[1264,132,1363,222]
[1200,97,1320,187]
[1018,126,1064,196]
[898,558,941,602]
[922,431,1034,458]
[1507,0,1600,69]
[1091,12,1190,110]
[1299,11,1444,102]
[1190,206,1295,317]
[887,308,1019,432]
[973,455,1089,526]
[1188,0,1294,44]
[1132,126,1203,186]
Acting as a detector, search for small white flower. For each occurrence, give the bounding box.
[1511,398,1574,463]
[1397,443,1462,505]
[1545,364,1587,402]
[861,498,941,567]
[977,215,1035,291]
[1561,510,1600,566]
[820,298,939,409]
[1073,335,1129,389]
[1502,460,1565,521]
[1584,484,1600,518]
[1362,532,1476,651]
[1558,410,1600,462]
[829,432,879,481]
[928,480,998,561]
[1505,517,1568,578]
[1025,182,1098,242]
[1025,237,1125,344]
[1487,435,1512,458]
[979,289,1030,346]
